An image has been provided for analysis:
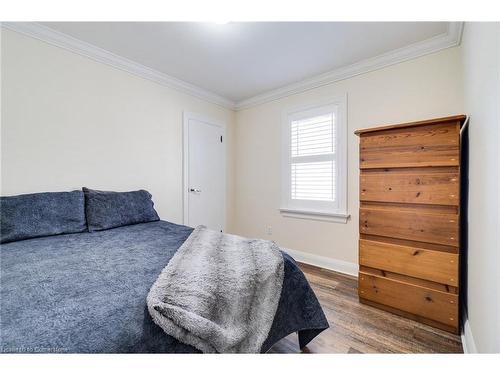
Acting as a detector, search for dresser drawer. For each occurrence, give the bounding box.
[360,168,459,206]
[359,122,460,169]
[359,239,458,286]
[360,205,459,247]
[356,116,464,333]
[359,271,458,327]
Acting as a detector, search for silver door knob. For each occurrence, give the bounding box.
[189,188,202,193]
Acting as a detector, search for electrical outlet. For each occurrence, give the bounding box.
[266,226,272,235]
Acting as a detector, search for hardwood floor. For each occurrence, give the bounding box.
[269,263,463,353]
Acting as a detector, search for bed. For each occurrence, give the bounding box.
[0,190,328,353]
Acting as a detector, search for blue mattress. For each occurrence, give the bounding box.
[0,221,328,353]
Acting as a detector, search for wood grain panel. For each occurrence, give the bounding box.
[359,272,458,328]
[359,206,459,247]
[360,265,458,293]
[360,123,459,149]
[359,239,459,286]
[360,233,459,254]
[360,145,459,169]
[359,298,459,334]
[359,123,459,169]
[354,115,466,135]
[360,169,459,205]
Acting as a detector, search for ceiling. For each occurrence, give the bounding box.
[39,22,452,105]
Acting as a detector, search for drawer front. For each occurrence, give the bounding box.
[359,239,459,286]
[360,123,459,169]
[359,207,459,247]
[360,170,459,206]
[359,272,458,327]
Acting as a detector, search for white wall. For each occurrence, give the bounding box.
[233,47,464,265]
[460,22,500,353]
[0,28,236,226]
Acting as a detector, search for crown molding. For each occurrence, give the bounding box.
[1,22,236,110]
[234,22,464,110]
[2,22,464,112]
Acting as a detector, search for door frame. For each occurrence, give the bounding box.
[182,111,226,231]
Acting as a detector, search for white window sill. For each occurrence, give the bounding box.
[279,208,350,223]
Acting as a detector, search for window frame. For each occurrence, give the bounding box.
[280,94,349,223]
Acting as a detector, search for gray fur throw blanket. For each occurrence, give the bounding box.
[147,226,285,353]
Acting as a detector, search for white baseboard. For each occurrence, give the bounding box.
[461,314,478,353]
[284,247,358,277]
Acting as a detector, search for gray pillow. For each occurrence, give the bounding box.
[83,187,160,232]
[0,191,87,244]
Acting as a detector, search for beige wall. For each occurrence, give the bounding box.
[461,22,500,353]
[0,29,236,226]
[233,47,464,264]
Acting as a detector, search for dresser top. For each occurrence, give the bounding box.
[354,115,466,136]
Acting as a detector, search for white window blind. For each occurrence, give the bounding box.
[281,96,348,222]
[290,113,336,202]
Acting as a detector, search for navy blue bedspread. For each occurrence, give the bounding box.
[0,221,328,353]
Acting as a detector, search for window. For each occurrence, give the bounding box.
[281,96,348,223]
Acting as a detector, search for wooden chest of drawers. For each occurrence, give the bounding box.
[355,115,466,334]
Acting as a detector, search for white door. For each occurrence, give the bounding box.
[183,113,225,232]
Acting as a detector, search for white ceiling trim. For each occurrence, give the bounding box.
[1,22,236,109]
[2,22,463,111]
[234,22,464,110]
